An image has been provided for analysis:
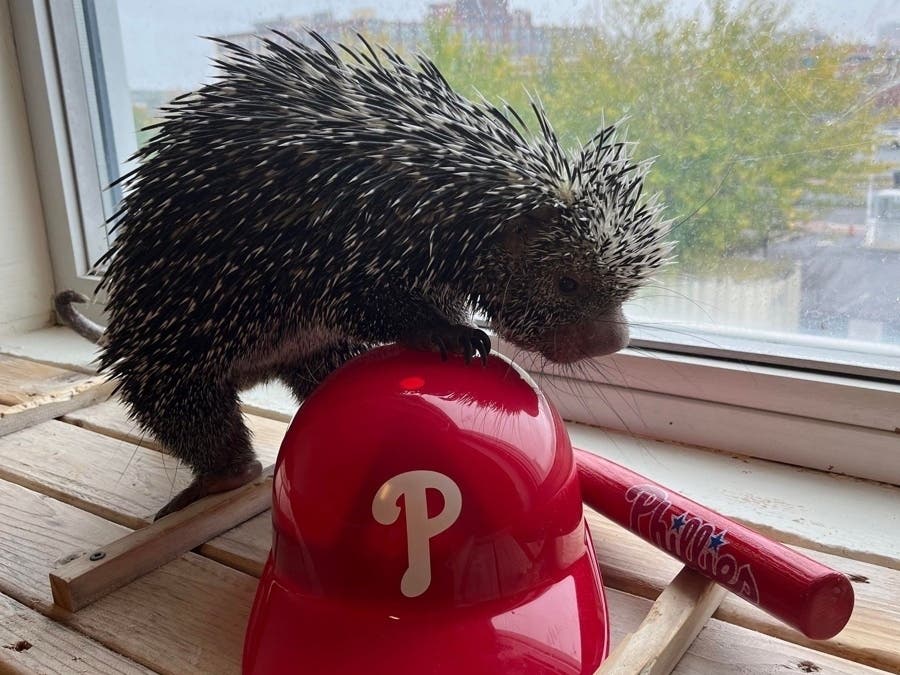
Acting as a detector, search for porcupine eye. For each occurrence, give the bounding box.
[558,276,579,295]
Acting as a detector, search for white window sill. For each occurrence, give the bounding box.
[1,326,897,569]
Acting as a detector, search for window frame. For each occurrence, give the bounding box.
[10,0,900,484]
[9,0,133,322]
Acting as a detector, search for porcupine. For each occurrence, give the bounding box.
[56,30,673,519]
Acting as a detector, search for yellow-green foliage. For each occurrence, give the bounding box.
[425,0,890,268]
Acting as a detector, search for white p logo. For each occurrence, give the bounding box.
[372,470,462,598]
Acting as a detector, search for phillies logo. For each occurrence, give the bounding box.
[372,471,462,598]
[626,484,760,604]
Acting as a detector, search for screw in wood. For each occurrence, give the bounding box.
[89,551,106,561]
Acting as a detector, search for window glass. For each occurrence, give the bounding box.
[82,0,900,373]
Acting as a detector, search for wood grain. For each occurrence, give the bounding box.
[0,591,153,674]
[646,602,889,675]
[202,512,271,578]
[0,420,194,528]
[0,414,281,531]
[604,588,887,673]
[207,508,900,672]
[50,470,273,612]
[0,470,889,674]
[0,355,113,438]
[585,511,900,672]
[5,401,897,671]
[0,477,256,674]
[62,399,285,466]
[597,568,726,674]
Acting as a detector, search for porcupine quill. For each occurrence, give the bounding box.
[56,30,674,519]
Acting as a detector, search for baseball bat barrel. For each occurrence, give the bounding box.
[575,448,854,640]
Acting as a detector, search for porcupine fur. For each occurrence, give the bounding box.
[59,30,673,516]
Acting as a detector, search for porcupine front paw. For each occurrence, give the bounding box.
[154,460,263,520]
[403,323,492,365]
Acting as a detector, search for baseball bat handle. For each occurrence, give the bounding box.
[575,448,854,640]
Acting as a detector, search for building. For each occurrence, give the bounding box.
[214,0,585,64]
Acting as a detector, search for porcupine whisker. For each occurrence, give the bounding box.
[545,363,636,437]
[627,296,719,328]
[640,281,720,312]
[559,362,603,419]
[594,359,648,429]
[601,347,685,388]
[567,359,647,428]
[115,427,152,487]
[559,366,599,426]
[162,454,182,501]
[603,355,646,423]
[624,322,727,349]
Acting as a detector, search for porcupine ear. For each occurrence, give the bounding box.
[500,204,560,258]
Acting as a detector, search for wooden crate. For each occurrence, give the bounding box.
[0,357,896,674]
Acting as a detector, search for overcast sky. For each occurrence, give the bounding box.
[116,0,900,90]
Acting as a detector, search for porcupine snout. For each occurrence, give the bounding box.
[538,305,629,363]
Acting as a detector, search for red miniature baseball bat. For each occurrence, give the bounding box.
[575,448,854,640]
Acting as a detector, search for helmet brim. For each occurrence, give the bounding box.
[242,523,610,674]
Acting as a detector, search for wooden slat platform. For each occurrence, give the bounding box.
[0,358,896,673]
[0,355,112,438]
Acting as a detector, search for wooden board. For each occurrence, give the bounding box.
[0,355,113,438]
[568,424,900,571]
[584,511,900,672]
[0,591,153,674]
[0,477,256,674]
[31,401,900,671]
[0,475,886,675]
[598,567,726,674]
[202,510,271,578]
[650,610,889,674]
[0,417,273,578]
[50,469,273,612]
[0,415,281,528]
[5,401,897,672]
[0,420,194,528]
[62,399,285,465]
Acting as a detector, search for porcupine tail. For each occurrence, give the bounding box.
[54,290,107,345]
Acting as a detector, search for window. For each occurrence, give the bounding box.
[10,0,900,480]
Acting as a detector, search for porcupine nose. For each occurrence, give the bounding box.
[543,306,630,363]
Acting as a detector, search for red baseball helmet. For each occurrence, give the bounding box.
[242,344,609,674]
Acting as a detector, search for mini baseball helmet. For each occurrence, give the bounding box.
[242,344,609,674]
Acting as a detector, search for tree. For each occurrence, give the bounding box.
[422,16,541,118]
[425,0,891,269]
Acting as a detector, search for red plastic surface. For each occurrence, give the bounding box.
[243,345,610,674]
[576,449,855,640]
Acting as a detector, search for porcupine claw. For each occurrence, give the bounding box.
[404,325,491,366]
[153,460,263,520]
[470,328,492,365]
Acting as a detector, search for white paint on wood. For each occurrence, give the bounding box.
[0,0,54,335]
[0,355,114,437]
[572,424,900,568]
[544,378,900,486]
